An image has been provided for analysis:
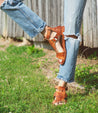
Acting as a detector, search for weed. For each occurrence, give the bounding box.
[26,45,45,58]
[75,64,98,90]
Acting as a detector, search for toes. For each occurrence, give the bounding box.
[59,59,63,63]
[58,59,64,65]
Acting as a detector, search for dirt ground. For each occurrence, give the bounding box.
[0,38,98,93]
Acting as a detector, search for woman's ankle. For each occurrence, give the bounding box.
[41,25,48,36]
[58,80,67,87]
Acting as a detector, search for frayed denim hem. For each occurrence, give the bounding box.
[64,33,82,42]
[56,76,74,83]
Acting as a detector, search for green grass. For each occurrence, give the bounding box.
[75,64,98,90]
[0,45,98,113]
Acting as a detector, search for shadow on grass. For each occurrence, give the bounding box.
[68,87,97,99]
[75,64,98,93]
[85,72,98,89]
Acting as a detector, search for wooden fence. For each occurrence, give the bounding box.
[83,0,98,48]
[0,0,98,48]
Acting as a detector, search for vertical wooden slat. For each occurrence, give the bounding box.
[0,10,2,35]
[48,0,52,26]
[57,0,61,26]
[3,12,8,39]
[52,0,57,26]
[42,0,46,21]
[92,0,98,47]
[61,0,64,25]
[23,0,30,40]
[83,0,98,48]
[45,0,49,24]
[7,15,13,37]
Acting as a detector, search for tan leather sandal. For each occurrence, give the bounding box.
[52,86,67,105]
[44,26,66,65]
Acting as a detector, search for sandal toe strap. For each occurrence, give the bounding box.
[54,92,67,98]
[53,91,67,104]
[56,52,65,59]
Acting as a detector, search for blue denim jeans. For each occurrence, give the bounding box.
[0,0,86,83]
[57,0,86,82]
[0,0,46,38]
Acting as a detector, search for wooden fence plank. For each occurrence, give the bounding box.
[83,0,98,48]
[0,10,2,35]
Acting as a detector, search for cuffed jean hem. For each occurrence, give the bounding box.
[0,0,46,38]
[29,23,46,38]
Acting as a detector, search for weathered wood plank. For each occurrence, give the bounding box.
[0,10,2,35]
[83,0,98,48]
[61,0,64,25]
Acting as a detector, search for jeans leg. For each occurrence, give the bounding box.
[57,0,87,83]
[0,0,46,38]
